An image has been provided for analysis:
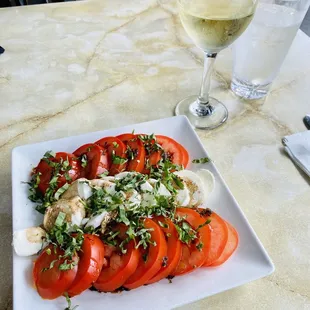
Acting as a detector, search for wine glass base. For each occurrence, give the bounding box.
[175,95,228,130]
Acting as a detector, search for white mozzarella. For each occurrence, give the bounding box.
[175,183,191,207]
[61,178,92,200]
[124,189,141,207]
[140,181,153,192]
[148,179,171,197]
[114,172,137,179]
[90,179,116,195]
[43,196,86,231]
[13,227,47,256]
[85,211,110,229]
[141,192,157,208]
[174,170,205,207]
[196,169,215,201]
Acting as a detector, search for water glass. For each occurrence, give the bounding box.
[231,0,310,100]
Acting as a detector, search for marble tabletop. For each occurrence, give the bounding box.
[1,0,310,309]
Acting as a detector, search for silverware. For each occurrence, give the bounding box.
[303,115,310,130]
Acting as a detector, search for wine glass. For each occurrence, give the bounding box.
[176,0,258,129]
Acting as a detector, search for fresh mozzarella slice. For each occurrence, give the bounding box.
[85,211,110,229]
[90,179,116,195]
[61,178,92,200]
[101,211,117,234]
[124,189,141,207]
[175,183,191,207]
[13,227,47,256]
[148,179,171,197]
[140,181,153,192]
[99,176,116,182]
[196,169,215,200]
[43,196,86,231]
[141,192,157,208]
[114,172,137,179]
[174,170,205,207]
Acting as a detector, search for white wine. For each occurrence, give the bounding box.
[179,2,255,53]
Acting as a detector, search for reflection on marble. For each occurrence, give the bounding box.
[0,0,310,309]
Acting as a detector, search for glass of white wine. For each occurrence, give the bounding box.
[176,0,258,129]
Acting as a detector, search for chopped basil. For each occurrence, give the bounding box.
[196,219,211,231]
[192,157,210,164]
[112,155,128,165]
[196,242,204,251]
[54,183,69,200]
[80,154,88,168]
[98,171,109,178]
[55,212,66,227]
[112,142,119,148]
[64,292,79,310]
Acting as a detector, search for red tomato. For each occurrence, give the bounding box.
[124,218,167,289]
[33,245,78,300]
[116,134,146,173]
[177,142,189,168]
[196,209,229,266]
[116,133,136,143]
[171,208,212,276]
[67,234,105,297]
[73,143,109,179]
[210,221,239,267]
[147,217,181,284]
[35,152,81,194]
[95,137,127,176]
[155,135,184,166]
[94,224,140,292]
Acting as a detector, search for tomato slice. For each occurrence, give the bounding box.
[210,221,239,267]
[116,134,146,173]
[35,152,81,195]
[95,137,127,175]
[195,209,229,266]
[73,143,109,179]
[155,135,184,166]
[67,234,105,297]
[171,208,212,276]
[94,224,140,292]
[33,245,78,300]
[124,218,167,289]
[177,142,189,168]
[147,217,181,284]
[116,133,136,143]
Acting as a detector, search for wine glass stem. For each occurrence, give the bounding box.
[196,52,217,116]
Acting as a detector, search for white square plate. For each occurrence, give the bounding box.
[12,116,274,310]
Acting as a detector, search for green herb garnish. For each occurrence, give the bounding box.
[192,157,210,164]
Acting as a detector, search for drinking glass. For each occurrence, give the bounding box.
[176,0,258,129]
[231,0,310,100]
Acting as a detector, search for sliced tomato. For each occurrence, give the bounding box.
[147,217,181,284]
[171,208,212,276]
[95,137,127,175]
[196,209,229,266]
[116,133,136,144]
[35,152,81,195]
[210,221,239,267]
[155,135,184,166]
[116,134,146,173]
[94,224,140,292]
[33,245,78,300]
[177,142,189,168]
[67,234,105,297]
[124,218,167,290]
[73,143,109,179]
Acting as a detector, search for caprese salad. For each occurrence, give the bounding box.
[13,133,238,308]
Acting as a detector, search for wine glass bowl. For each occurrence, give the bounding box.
[176,0,258,129]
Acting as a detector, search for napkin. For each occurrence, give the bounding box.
[282,130,310,177]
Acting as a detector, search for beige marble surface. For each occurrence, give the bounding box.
[1,0,310,309]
